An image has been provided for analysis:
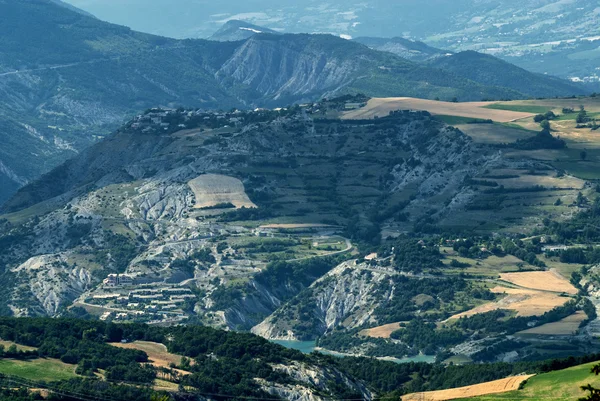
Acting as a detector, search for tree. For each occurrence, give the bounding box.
[534,112,556,122]
[580,364,600,400]
[577,106,589,124]
[540,119,551,130]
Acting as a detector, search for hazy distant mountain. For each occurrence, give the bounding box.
[209,20,280,42]
[429,51,586,99]
[62,0,600,83]
[353,37,447,62]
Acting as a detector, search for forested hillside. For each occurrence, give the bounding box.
[0,316,598,400]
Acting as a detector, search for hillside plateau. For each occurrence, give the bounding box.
[2,94,600,366]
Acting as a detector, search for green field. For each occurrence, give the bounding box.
[440,248,527,277]
[483,104,554,114]
[0,358,78,382]
[460,361,600,400]
[555,112,600,121]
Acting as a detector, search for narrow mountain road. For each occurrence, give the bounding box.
[0,58,120,78]
[285,238,353,262]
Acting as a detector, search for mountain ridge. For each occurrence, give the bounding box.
[209,19,280,42]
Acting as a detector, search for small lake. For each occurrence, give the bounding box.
[271,340,318,354]
[270,340,436,364]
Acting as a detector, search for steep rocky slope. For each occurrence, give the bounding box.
[0,105,496,316]
[251,260,393,340]
[0,100,568,322]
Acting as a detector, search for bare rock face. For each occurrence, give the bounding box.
[252,261,393,340]
[12,253,92,315]
[260,361,373,401]
[216,35,361,102]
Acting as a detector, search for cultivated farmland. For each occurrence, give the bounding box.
[499,270,578,295]
[461,360,600,400]
[342,98,535,122]
[110,341,187,372]
[188,174,257,209]
[360,322,404,338]
[402,375,534,401]
[450,286,571,319]
[517,311,587,336]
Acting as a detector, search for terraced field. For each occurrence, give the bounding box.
[360,322,404,338]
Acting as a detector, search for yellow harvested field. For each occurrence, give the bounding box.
[360,322,403,338]
[110,341,190,375]
[342,98,534,122]
[188,174,256,209]
[402,375,535,401]
[518,311,587,336]
[499,270,578,294]
[450,286,570,319]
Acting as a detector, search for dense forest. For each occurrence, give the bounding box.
[0,317,599,400]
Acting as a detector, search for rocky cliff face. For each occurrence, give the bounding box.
[252,261,393,340]
[261,361,374,401]
[217,35,362,103]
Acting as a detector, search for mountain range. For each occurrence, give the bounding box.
[0,0,589,206]
[61,0,600,83]
[3,1,600,398]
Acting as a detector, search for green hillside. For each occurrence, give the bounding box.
[459,360,600,400]
[430,51,585,99]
